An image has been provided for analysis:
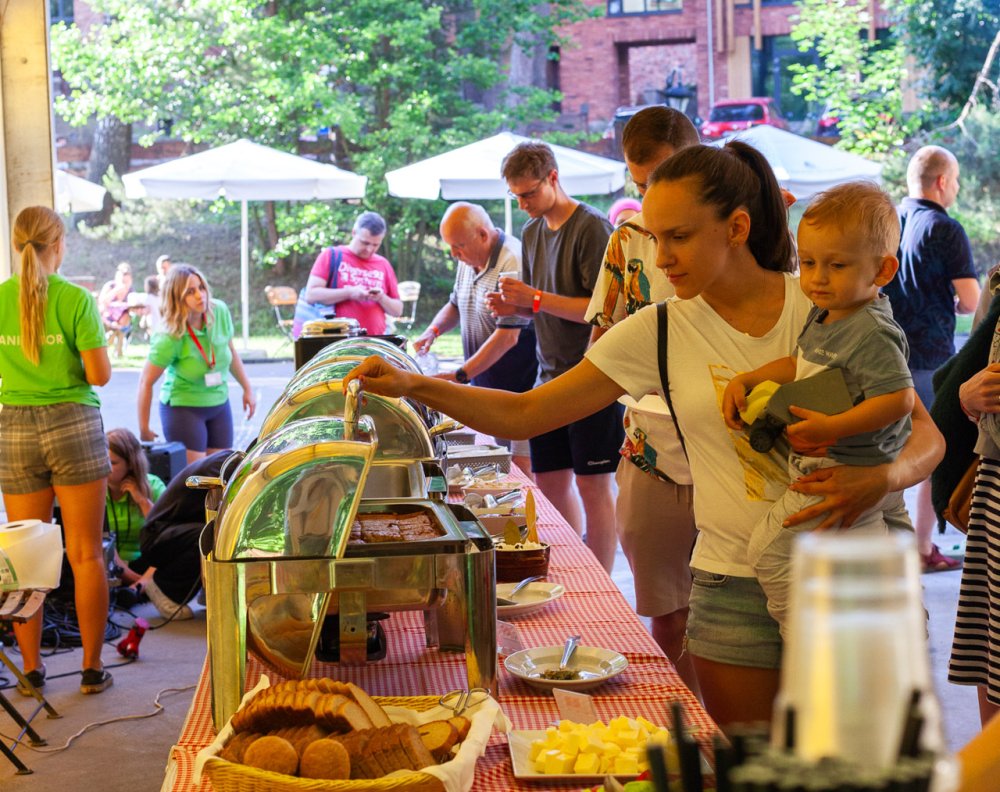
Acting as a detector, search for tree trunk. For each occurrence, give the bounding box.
[80,116,131,227]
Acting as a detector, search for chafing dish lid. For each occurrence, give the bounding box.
[259,383,435,460]
[309,337,420,373]
[213,415,378,561]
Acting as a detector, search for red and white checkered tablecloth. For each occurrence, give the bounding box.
[164,463,719,791]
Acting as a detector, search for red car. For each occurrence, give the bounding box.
[700,97,789,140]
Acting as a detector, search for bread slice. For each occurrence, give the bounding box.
[417,720,459,761]
[337,698,373,731]
[448,715,472,742]
[398,724,437,770]
[346,682,391,728]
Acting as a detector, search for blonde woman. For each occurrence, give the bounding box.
[137,264,255,465]
[0,206,113,695]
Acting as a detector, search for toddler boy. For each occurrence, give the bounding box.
[723,181,916,636]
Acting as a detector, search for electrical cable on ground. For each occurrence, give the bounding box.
[0,684,196,754]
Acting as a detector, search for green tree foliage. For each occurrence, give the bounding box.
[788,0,912,157]
[51,0,584,282]
[890,0,1000,116]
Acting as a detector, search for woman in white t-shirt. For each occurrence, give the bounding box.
[344,142,944,730]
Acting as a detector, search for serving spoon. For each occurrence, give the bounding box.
[496,574,544,606]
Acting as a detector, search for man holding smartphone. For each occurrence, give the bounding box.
[301,211,403,335]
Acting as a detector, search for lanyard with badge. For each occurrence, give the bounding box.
[187,322,223,386]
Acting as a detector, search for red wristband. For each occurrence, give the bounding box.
[429,324,441,338]
[532,291,542,313]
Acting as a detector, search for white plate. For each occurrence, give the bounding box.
[496,582,565,618]
[477,513,526,537]
[504,645,628,692]
[507,730,638,783]
[507,729,711,782]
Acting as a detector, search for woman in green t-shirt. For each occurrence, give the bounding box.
[106,428,166,575]
[136,264,256,466]
[0,206,114,695]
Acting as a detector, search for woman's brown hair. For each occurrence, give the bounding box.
[160,263,214,337]
[12,206,65,365]
[107,427,153,501]
[649,142,795,273]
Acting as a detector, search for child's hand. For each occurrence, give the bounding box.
[121,477,140,500]
[786,405,837,450]
[722,376,750,430]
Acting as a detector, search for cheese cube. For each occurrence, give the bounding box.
[613,752,641,775]
[529,739,546,762]
[616,727,641,748]
[543,751,576,775]
[574,752,600,775]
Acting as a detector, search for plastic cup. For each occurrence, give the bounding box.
[777,531,944,768]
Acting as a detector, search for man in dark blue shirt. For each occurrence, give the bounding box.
[883,145,980,572]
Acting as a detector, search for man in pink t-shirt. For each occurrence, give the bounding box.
[300,211,403,335]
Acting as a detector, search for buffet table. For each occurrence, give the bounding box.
[161,464,719,791]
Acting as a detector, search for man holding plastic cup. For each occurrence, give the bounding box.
[413,202,537,473]
[485,141,620,572]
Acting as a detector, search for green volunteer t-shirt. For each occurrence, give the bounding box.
[107,473,167,562]
[0,274,106,408]
[148,299,235,407]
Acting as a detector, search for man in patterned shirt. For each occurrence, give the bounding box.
[584,107,701,692]
[413,203,537,473]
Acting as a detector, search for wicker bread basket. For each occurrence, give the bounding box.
[201,695,483,792]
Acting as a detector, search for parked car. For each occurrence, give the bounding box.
[700,97,788,140]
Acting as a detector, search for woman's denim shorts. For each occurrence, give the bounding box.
[686,568,783,669]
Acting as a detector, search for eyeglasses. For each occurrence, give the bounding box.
[507,176,548,201]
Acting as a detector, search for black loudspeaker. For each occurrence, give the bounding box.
[141,440,187,485]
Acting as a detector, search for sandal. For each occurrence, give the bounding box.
[16,664,46,696]
[921,543,961,573]
[80,667,114,695]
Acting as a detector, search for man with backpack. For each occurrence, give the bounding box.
[294,211,403,337]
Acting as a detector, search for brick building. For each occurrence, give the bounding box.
[552,0,891,129]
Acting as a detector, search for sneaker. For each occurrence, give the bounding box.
[921,543,962,573]
[80,667,113,695]
[16,664,46,697]
[143,577,194,621]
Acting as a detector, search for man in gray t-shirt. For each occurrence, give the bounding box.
[487,141,622,573]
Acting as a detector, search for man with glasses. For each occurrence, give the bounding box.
[488,141,619,572]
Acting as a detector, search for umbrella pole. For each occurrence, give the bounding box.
[504,195,512,236]
[241,199,250,349]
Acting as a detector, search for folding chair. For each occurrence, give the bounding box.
[391,280,421,334]
[265,285,298,348]
[0,590,61,774]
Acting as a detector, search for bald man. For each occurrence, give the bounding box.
[883,145,980,572]
[413,202,537,472]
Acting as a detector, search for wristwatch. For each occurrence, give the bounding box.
[454,367,469,384]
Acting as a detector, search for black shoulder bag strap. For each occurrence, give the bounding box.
[326,246,344,288]
[656,301,688,461]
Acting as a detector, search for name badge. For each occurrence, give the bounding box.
[204,371,223,387]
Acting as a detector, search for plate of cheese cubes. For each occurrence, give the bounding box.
[507,716,674,781]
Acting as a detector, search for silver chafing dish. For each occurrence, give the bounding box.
[203,363,495,729]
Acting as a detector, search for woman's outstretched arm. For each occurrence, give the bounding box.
[345,356,626,441]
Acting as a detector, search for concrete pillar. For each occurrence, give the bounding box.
[0,1,55,279]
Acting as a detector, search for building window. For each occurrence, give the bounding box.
[608,0,682,15]
[50,0,74,24]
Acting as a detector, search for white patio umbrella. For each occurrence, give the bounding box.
[122,139,367,347]
[55,169,107,213]
[714,125,883,201]
[384,131,626,233]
